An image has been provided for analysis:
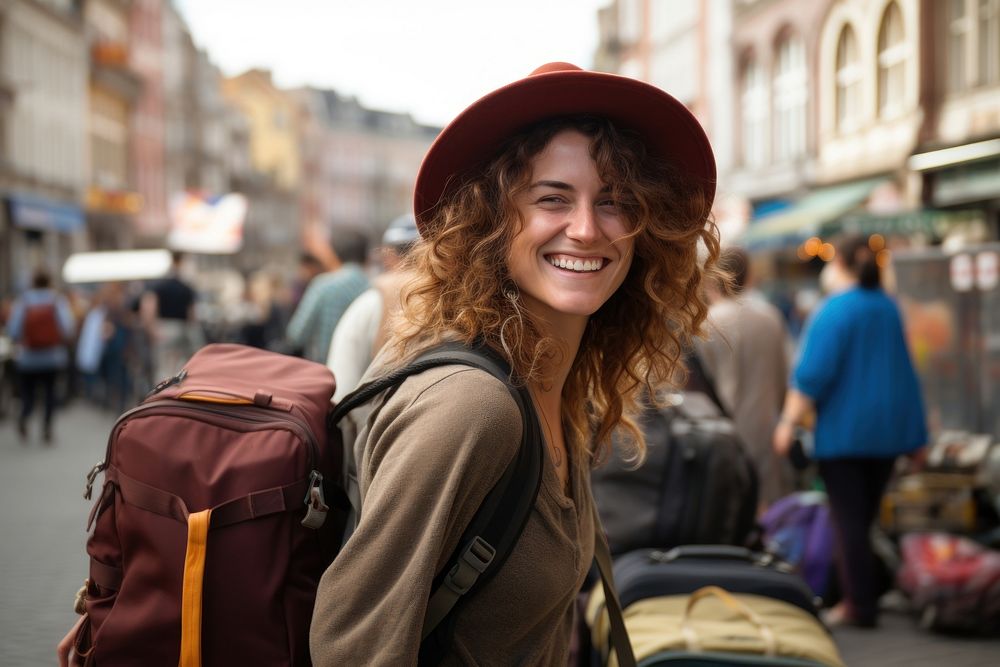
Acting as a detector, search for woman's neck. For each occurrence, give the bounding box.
[527,319,584,411]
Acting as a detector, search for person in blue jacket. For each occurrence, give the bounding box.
[6,268,76,443]
[773,236,927,628]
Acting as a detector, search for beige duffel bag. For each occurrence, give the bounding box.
[588,585,845,667]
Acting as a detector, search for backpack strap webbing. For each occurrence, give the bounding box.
[330,342,544,659]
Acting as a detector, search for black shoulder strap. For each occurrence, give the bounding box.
[331,342,544,660]
[686,348,730,419]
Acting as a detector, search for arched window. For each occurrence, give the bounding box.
[980,0,1000,85]
[741,57,768,166]
[878,2,907,117]
[773,35,806,160]
[835,26,862,132]
[949,0,971,92]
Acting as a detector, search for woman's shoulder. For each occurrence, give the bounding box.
[383,362,520,425]
[364,355,523,449]
[359,362,523,495]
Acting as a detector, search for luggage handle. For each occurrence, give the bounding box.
[681,586,777,657]
[653,545,756,564]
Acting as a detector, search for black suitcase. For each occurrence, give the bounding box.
[613,546,820,617]
[592,393,759,556]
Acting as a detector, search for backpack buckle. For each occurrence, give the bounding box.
[442,536,496,596]
[84,462,107,500]
[301,470,329,530]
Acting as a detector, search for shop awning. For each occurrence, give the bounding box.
[5,193,85,233]
[741,178,885,250]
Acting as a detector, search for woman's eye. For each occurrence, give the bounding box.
[538,196,566,205]
[598,199,620,210]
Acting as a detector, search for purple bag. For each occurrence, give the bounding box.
[760,491,836,598]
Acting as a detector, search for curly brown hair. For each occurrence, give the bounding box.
[390,116,720,464]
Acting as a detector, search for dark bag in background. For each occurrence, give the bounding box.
[759,492,836,599]
[591,391,759,556]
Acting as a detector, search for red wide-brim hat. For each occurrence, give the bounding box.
[413,62,716,233]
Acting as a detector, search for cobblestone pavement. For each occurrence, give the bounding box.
[1,403,998,666]
[0,402,114,667]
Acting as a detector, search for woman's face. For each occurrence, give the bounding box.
[507,129,634,335]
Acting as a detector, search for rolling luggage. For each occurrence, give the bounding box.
[591,392,758,556]
[586,547,842,667]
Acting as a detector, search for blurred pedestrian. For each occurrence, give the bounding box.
[6,268,75,443]
[143,251,202,383]
[240,271,287,351]
[96,283,135,412]
[76,288,108,400]
[310,62,720,665]
[696,246,793,509]
[291,252,325,311]
[773,236,927,628]
[327,213,419,401]
[285,228,369,363]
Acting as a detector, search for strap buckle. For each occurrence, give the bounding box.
[84,462,106,500]
[443,536,496,596]
[301,470,329,530]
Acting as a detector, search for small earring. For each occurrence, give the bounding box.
[502,280,520,301]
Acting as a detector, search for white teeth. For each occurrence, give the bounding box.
[548,257,604,272]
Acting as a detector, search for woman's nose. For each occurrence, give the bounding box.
[565,206,600,243]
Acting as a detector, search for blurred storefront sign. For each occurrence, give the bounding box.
[4,193,85,233]
[741,178,885,250]
[168,191,248,254]
[836,209,983,238]
[909,141,1000,236]
[928,157,1000,208]
[86,187,143,215]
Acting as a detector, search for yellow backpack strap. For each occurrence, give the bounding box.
[178,509,212,667]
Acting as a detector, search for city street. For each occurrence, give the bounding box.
[1,403,997,666]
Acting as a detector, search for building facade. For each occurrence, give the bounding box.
[221,70,302,274]
[912,0,1000,237]
[0,0,89,296]
[84,0,142,250]
[295,87,438,243]
[595,0,743,239]
[128,0,167,242]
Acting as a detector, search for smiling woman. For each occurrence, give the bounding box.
[508,129,635,333]
[309,63,719,666]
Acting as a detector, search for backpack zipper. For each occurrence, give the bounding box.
[86,399,322,500]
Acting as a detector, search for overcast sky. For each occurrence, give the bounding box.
[174,0,611,128]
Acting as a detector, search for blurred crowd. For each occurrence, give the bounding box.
[0,216,422,443]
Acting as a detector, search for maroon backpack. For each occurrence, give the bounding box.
[71,344,346,666]
[70,342,550,666]
[23,301,62,348]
